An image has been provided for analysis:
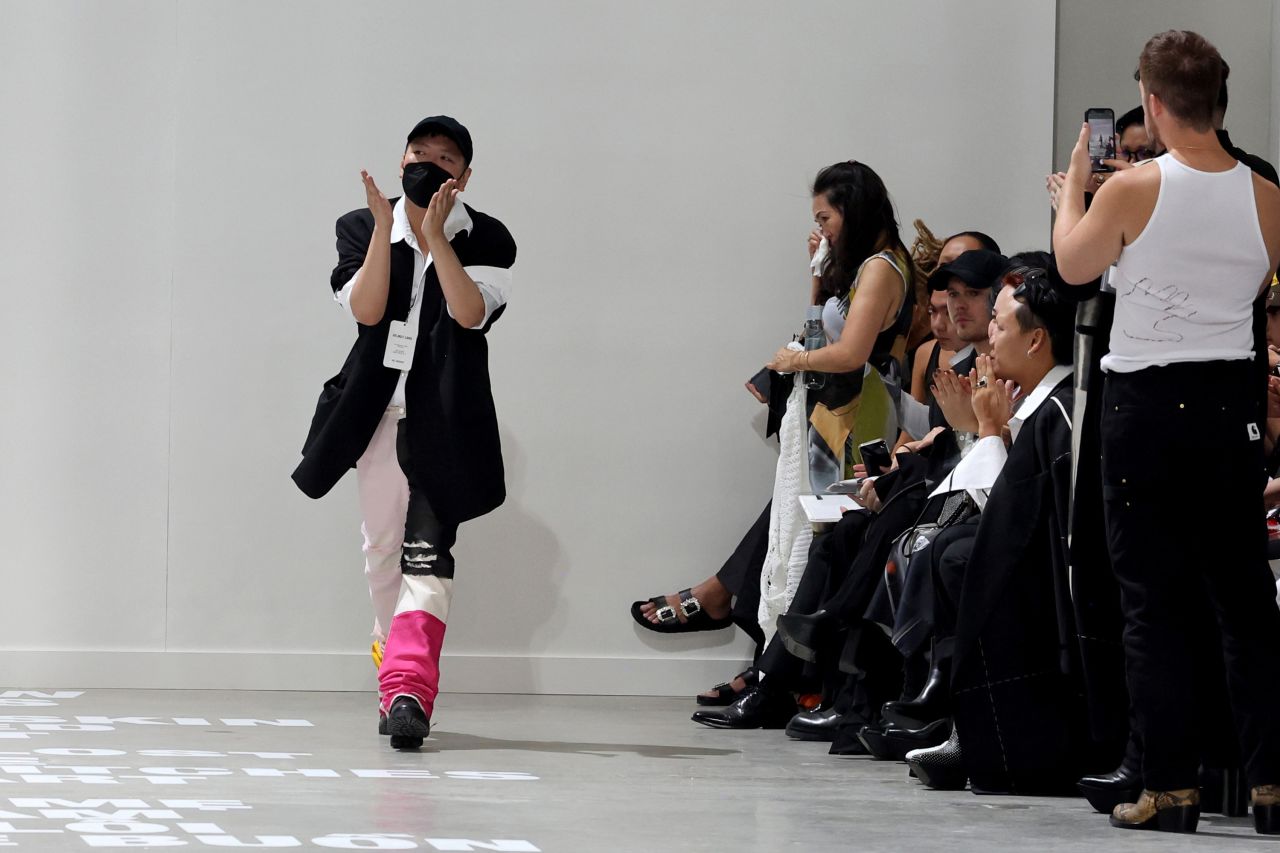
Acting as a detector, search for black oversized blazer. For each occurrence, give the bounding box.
[950,375,1126,794]
[292,200,517,525]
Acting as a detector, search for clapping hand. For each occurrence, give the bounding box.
[970,355,1015,440]
[1045,172,1067,211]
[361,170,393,231]
[422,178,460,244]
[931,369,979,433]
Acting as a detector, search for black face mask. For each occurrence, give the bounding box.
[401,161,455,207]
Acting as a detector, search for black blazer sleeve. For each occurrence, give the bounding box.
[475,217,517,270]
[331,209,374,294]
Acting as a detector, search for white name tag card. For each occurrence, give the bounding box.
[384,320,418,370]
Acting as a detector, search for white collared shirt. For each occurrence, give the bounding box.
[949,344,976,369]
[929,363,1073,508]
[335,196,513,408]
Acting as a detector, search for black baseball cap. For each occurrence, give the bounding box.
[406,115,473,166]
[928,249,1010,292]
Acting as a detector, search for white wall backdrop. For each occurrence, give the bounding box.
[1,0,1057,694]
[1055,0,1276,172]
[1273,1,1280,164]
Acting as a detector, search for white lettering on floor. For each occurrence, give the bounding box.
[0,757,538,786]
[0,718,314,740]
[0,800,543,848]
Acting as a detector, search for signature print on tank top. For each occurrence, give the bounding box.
[1120,276,1199,343]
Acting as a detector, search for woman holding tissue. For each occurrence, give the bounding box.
[768,160,915,490]
[631,162,912,651]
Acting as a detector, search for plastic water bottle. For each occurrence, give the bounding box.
[803,305,826,390]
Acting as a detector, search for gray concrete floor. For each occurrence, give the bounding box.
[0,690,1274,851]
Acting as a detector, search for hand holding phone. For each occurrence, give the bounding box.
[858,439,892,477]
[1085,108,1116,173]
[746,367,771,403]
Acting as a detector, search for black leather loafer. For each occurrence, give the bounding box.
[785,706,843,741]
[691,685,796,730]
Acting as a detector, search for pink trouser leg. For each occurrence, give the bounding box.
[378,477,458,717]
[355,410,410,644]
[379,576,452,717]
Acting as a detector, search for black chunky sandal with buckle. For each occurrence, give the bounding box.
[630,588,733,634]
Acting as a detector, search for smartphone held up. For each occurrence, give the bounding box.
[1086,107,1116,173]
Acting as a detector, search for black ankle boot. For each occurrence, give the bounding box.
[881,638,951,729]
[1078,737,1142,814]
[775,610,837,664]
[386,695,430,750]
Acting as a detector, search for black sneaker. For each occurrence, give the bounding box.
[386,695,430,749]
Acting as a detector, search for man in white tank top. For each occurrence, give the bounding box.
[1052,30,1280,836]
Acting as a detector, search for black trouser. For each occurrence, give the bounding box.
[716,502,771,651]
[378,419,460,713]
[928,518,980,642]
[1102,360,1280,790]
[397,420,457,578]
[758,521,865,694]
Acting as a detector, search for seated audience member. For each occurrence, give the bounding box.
[845,254,1070,762]
[893,287,961,451]
[871,255,1061,732]
[904,225,1002,356]
[1116,106,1155,164]
[901,266,1125,794]
[896,230,1002,444]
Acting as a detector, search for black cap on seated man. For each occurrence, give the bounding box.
[927,249,1009,293]
[928,249,1008,358]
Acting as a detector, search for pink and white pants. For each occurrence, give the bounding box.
[356,407,457,718]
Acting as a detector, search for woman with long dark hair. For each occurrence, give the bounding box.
[767,160,915,490]
[630,162,914,699]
